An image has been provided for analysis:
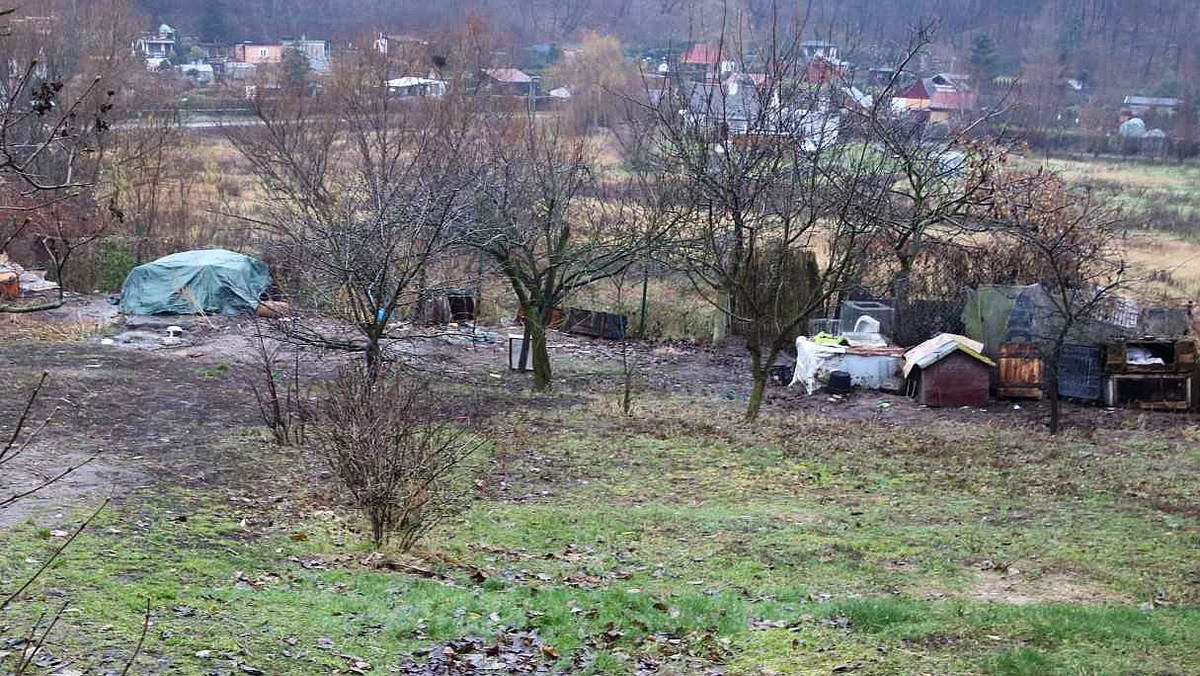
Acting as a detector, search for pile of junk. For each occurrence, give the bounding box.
[786,288,1198,411]
[0,258,61,302]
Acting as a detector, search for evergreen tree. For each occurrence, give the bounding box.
[969,34,998,82]
[281,48,311,95]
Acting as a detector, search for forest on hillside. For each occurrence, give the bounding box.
[136,0,1198,96]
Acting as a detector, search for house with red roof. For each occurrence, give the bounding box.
[680,44,736,80]
[804,54,849,84]
[894,74,978,123]
[682,44,720,66]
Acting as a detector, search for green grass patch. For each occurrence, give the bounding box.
[2,393,1198,674]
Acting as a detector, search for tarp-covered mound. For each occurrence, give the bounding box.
[120,249,271,316]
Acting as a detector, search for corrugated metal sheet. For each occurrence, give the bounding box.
[903,334,989,378]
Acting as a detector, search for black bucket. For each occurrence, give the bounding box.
[770,364,794,386]
[827,370,853,394]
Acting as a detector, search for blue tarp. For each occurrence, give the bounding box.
[120,249,271,316]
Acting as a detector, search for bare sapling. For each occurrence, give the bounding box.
[245,319,308,446]
[1,374,145,675]
[620,338,640,417]
[313,366,481,551]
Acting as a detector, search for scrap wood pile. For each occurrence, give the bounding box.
[0,258,60,300]
[788,290,1200,411]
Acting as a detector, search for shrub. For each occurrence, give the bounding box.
[99,240,138,292]
[313,367,480,551]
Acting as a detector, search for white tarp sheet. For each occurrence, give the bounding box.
[790,336,905,393]
[790,337,846,394]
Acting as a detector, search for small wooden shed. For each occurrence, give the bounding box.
[904,334,996,408]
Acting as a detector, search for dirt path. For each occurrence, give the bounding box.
[0,342,264,526]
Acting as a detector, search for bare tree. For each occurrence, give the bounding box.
[635,23,882,421]
[846,28,1015,339]
[468,115,641,392]
[1,375,102,608]
[228,52,482,373]
[987,171,1131,435]
[0,373,97,512]
[0,2,144,311]
[1,375,147,675]
[102,80,185,263]
[313,366,480,551]
[0,18,108,211]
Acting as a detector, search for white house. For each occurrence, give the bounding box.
[684,77,841,151]
[135,24,176,60]
[282,37,331,73]
[387,76,447,98]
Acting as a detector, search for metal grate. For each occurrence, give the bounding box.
[1058,344,1103,401]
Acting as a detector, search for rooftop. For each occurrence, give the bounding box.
[485,68,534,84]
[1124,95,1181,107]
[682,44,723,65]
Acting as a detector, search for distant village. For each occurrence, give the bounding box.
[134,22,1185,153]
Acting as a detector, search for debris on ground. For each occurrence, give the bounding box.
[398,628,560,674]
[0,259,60,296]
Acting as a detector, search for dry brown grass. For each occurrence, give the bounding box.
[4,315,109,342]
[1125,232,1200,300]
[1012,155,1200,192]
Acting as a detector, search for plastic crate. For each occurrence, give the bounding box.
[808,317,842,336]
[839,301,895,338]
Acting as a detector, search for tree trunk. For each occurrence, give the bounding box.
[527,312,552,392]
[364,329,384,382]
[637,264,650,338]
[743,339,777,423]
[518,320,532,371]
[1046,329,1071,435]
[712,289,730,345]
[744,365,770,423]
[891,254,915,342]
[413,265,428,323]
[1046,352,1061,435]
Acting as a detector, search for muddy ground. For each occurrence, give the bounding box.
[2,294,1196,526]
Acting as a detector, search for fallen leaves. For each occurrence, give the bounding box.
[232,569,283,589]
[398,628,561,674]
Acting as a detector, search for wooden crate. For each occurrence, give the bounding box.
[997,341,1043,399]
[1106,338,1198,375]
[1103,374,1194,411]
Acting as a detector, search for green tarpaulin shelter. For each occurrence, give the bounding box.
[961,284,1052,359]
[120,249,271,316]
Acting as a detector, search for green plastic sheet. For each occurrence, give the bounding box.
[120,249,271,316]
